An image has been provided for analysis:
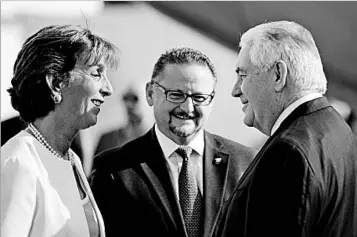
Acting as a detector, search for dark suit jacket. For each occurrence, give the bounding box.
[215,97,357,237]
[90,127,255,237]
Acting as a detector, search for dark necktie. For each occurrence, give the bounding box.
[176,147,203,237]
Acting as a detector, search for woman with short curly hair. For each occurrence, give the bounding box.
[1,24,119,237]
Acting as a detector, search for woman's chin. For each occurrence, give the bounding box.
[82,116,98,130]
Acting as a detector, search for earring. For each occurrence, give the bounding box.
[52,93,62,104]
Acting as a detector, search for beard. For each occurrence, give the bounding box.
[169,122,196,137]
[168,110,198,137]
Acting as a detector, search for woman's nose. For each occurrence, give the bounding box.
[100,75,113,97]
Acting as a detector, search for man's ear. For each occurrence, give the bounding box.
[274,60,288,93]
[146,82,154,106]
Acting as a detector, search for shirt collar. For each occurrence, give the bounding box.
[270,93,322,136]
[154,123,204,158]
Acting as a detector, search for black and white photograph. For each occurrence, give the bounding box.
[1,1,357,237]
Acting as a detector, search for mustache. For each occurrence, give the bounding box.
[171,110,198,119]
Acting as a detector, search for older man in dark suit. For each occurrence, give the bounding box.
[90,47,256,237]
[215,21,357,237]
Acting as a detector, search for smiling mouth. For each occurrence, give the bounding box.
[172,111,197,120]
[173,115,191,120]
[91,99,103,107]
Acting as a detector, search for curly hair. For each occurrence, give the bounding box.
[151,47,217,82]
[8,24,120,122]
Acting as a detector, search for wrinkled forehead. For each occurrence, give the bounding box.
[236,46,252,72]
[161,63,216,92]
[162,63,214,80]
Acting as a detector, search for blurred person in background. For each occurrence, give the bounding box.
[94,86,145,156]
[1,24,119,237]
[215,21,357,237]
[90,47,256,237]
[1,116,28,146]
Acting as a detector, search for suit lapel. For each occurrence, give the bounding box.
[234,97,333,191]
[139,128,186,233]
[203,132,230,237]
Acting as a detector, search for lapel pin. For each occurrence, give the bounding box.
[213,157,222,165]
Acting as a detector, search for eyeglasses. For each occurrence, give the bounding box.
[151,81,215,106]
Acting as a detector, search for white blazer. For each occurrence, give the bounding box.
[1,131,105,237]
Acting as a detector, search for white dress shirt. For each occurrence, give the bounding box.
[270,93,323,136]
[154,124,204,200]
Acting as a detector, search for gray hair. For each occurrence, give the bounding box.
[240,20,327,94]
[151,47,217,82]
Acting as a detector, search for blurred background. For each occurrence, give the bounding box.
[2,1,357,177]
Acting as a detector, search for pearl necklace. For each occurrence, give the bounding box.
[28,123,75,166]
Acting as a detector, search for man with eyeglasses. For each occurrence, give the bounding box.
[90,47,256,237]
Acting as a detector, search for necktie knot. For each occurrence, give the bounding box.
[176,147,192,160]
